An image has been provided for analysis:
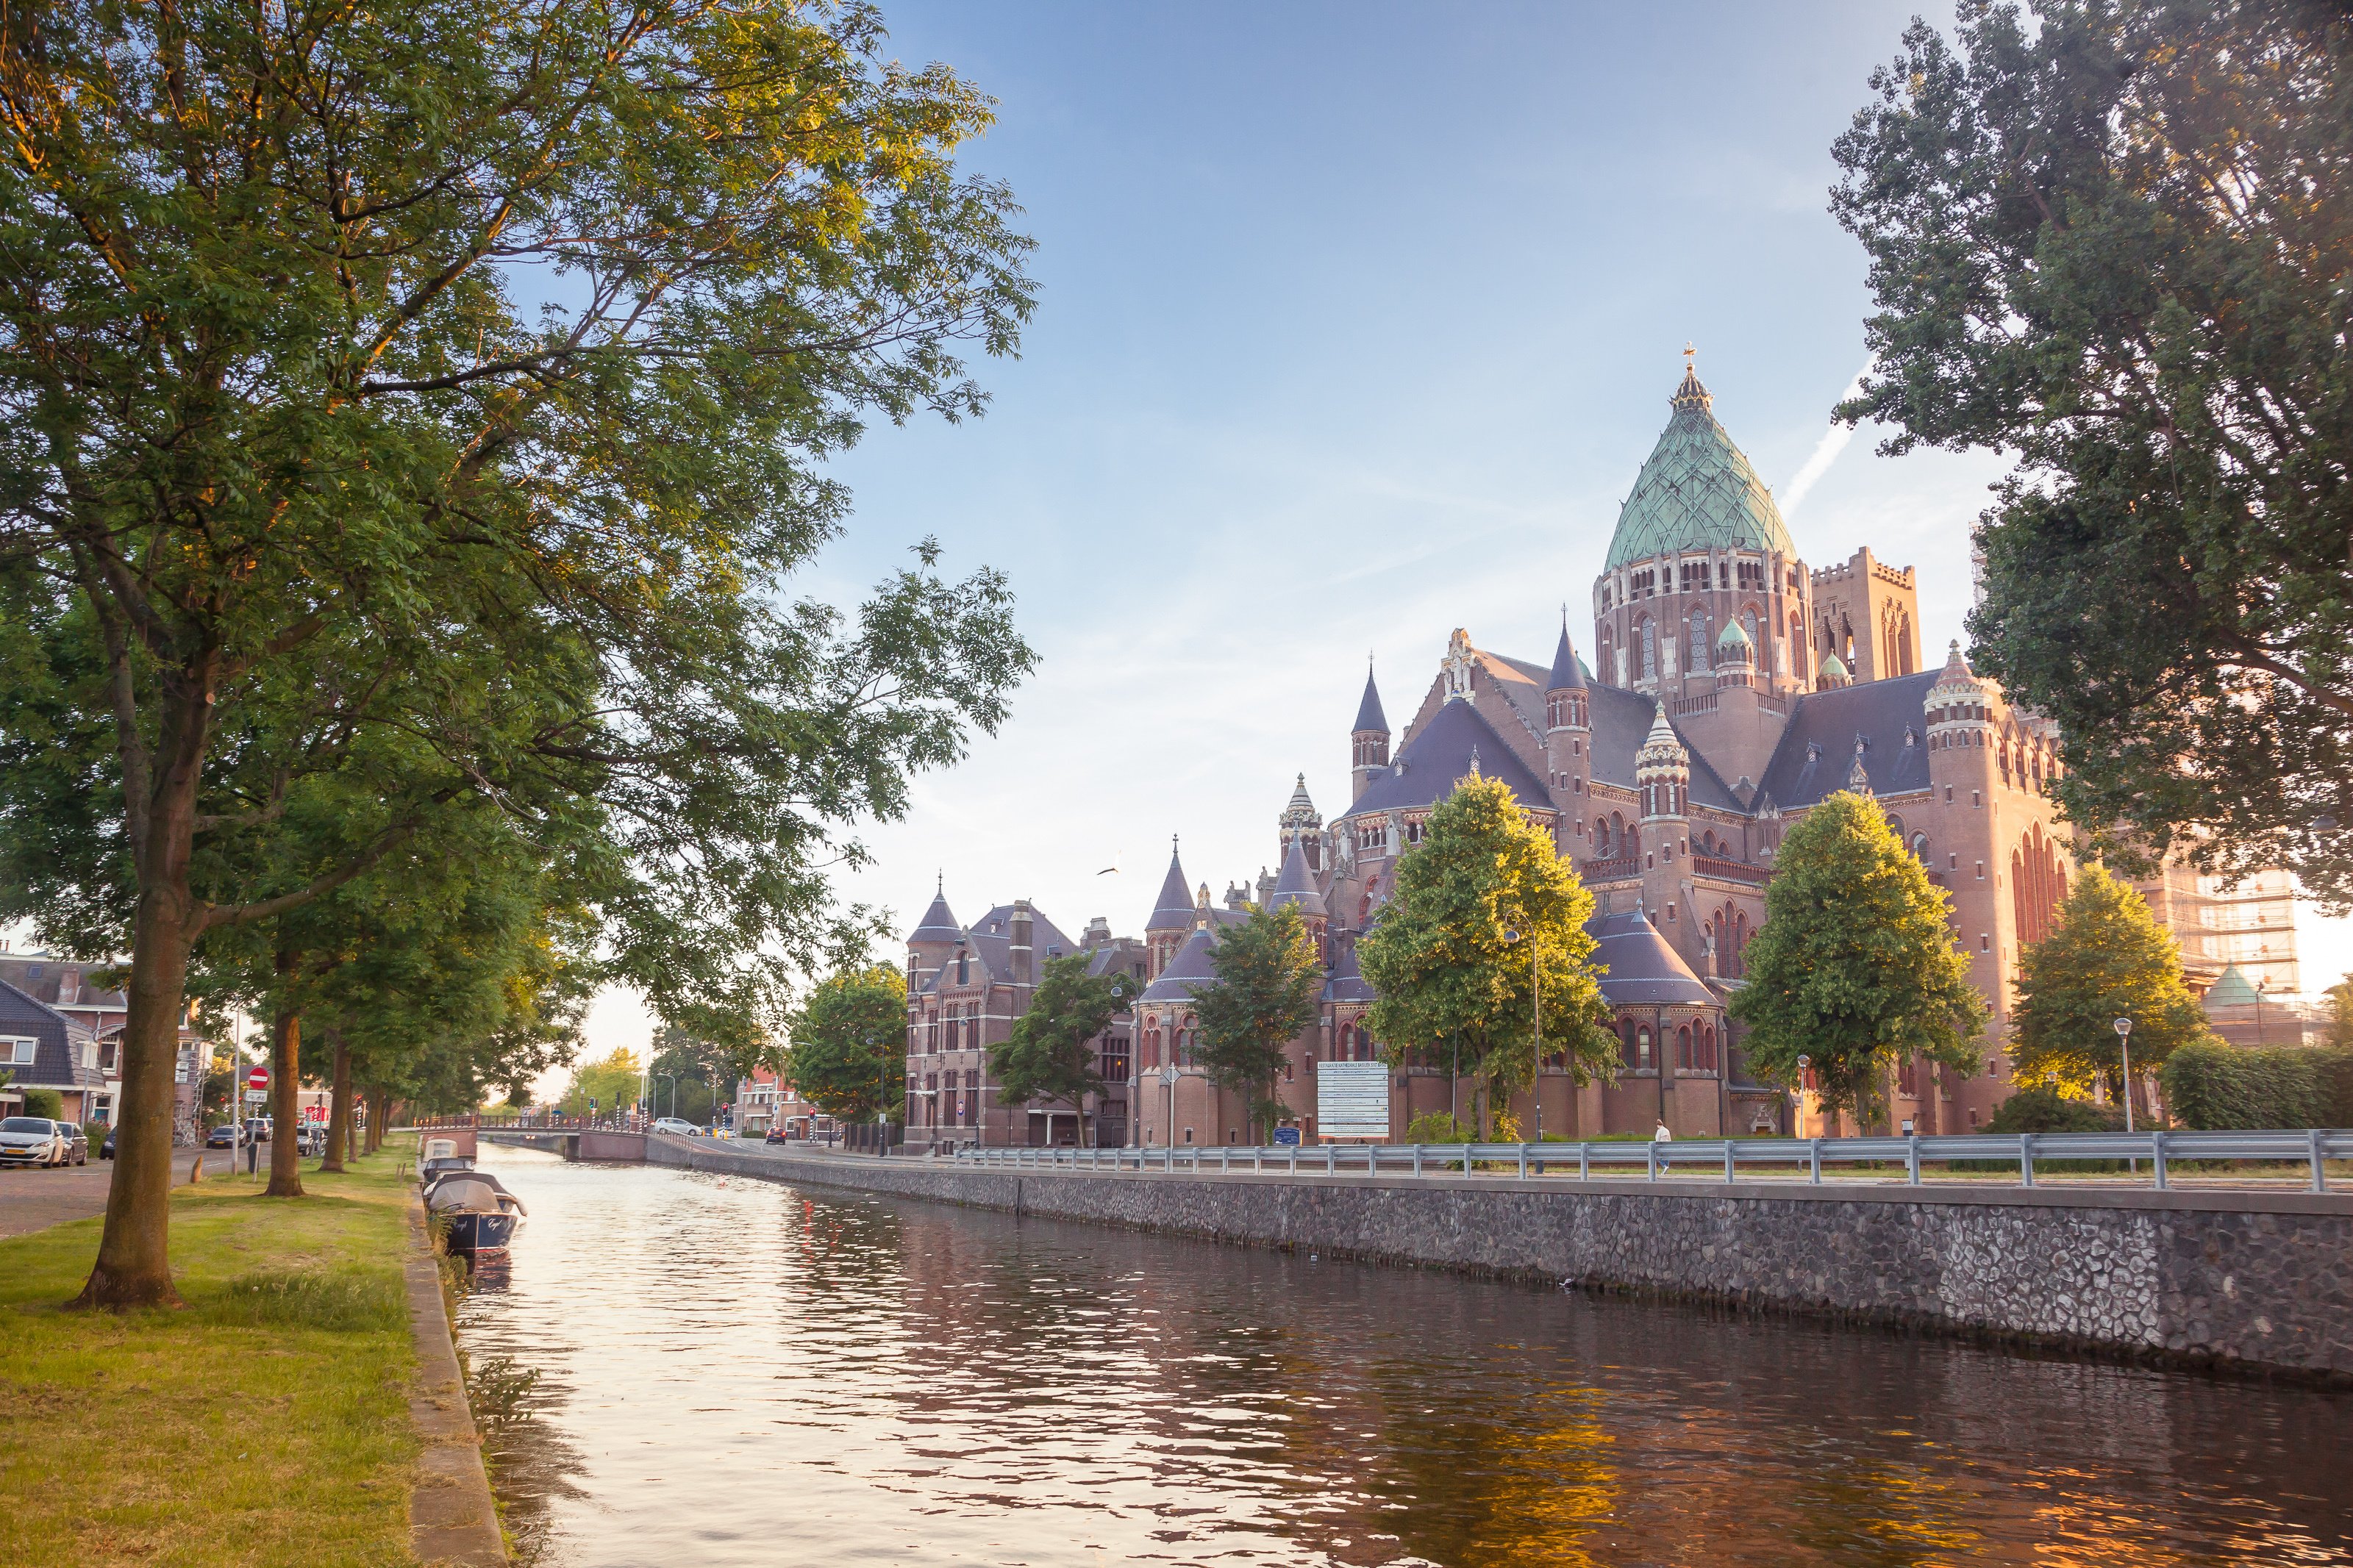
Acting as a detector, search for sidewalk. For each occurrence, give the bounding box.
[0,1146,237,1240]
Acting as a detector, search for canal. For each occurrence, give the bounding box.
[454,1145,2353,1567]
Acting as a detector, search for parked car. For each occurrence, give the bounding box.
[0,1116,65,1167]
[299,1124,329,1156]
[243,1116,272,1142]
[54,1122,88,1166]
[764,1127,786,1145]
[206,1123,239,1149]
[651,1117,699,1137]
[100,1125,115,1159]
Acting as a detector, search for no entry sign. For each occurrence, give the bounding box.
[246,1065,269,1092]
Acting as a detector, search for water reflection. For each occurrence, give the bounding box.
[454,1146,2353,1567]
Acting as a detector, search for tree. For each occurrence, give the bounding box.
[1730,792,1988,1125]
[2326,975,2353,1052]
[1359,776,1614,1138]
[2009,864,2210,1113]
[1830,1,2353,905]
[562,1048,645,1121]
[785,965,908,1126]
[0,0,1035,1305]
[1188,904,1321,1143]
[989,953,1140,1147]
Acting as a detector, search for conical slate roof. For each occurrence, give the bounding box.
[1267,837,1327,920]
[1586,909,1715,1006]
[1547,621,1586,692]
[1352,666,1389,734]
[1603,363,1796,570]
[1321,942,1377,1003]
[909,879,961,944]
[1139,925,1221,1003]
[1145,842,1196,932]
[1279,773,1319,828]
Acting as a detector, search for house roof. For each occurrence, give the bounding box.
[1321,942,1377,1004]
[1604,366,1796,570]
[1145,847,1196,932]
[2202,964,2262,1010]
[1585,684,1742,809]
[1547,623,1587,692]
[1337,697,1552,822]
[1586,910,1717,1006]
[1756,671,1940,807]
[0,977,99,1089]
[907,881,961,945]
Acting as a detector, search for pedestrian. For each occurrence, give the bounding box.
[244,1125,258,1176]
[1654,1120,1673,1173]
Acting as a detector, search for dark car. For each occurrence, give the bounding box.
[100,1125,115,1159]
[206,1123,238,1149]
[54,1122,88,1166]
[765,1127,787,1145]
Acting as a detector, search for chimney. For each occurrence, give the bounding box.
[1010,901,1034,984]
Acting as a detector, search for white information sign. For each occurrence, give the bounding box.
[243,1089,268,1103]
[1317,1060,1390,1142]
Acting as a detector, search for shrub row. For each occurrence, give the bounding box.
[2157,1042,2353,1130]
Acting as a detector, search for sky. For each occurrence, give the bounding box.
[568,1,2353,1084]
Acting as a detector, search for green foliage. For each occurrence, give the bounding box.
[2327,975,2353,1051]
[1983,1085,2123,1136]
[20,1087,61,1121]
[786,964,908,1125]
[1360,776,1615,1136]
[0,0,1035,1298]
[82,1122,107,1150]
[2159,1041,2353,1130]
[1190,904,1323,1142]
[560,1048,644,1121]
[989,953,1139,1143]
[2010,865,2211,1097]
[1402,1111,1477,1144]
[199,1272,408,1334]
[1730,792,1988,1123]
[1831,1,2353,903]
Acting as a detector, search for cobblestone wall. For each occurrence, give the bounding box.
[646,1140,2353,1380]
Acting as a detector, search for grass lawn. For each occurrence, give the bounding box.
[0,1145,423,1567]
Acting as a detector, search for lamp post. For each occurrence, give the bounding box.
[1160,1064,1178,1149]
[1793,1054,1810,1139]
[2113,1017,2135,1135]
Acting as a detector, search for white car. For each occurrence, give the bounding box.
[651,1117,700,1137]
[0,1116,66,1167]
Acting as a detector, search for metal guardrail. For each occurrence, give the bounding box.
[949,1129,2353,1193]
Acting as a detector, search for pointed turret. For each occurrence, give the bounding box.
[1144,840,1194,933]
[1278,772,1324,870]
[906,875,963,984]
[1351,661,1392,803]
[1546,618,1587,693]
[1267,837,1329,926]
[1635,701,1690,820]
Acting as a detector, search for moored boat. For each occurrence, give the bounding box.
[426,1170,528,1256]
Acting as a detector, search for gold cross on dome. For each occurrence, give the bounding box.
[1683,342,1696,373]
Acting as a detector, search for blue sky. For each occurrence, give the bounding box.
[575,1,2351,1072]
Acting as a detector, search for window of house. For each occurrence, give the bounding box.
[1976,862,1985,879]
[3,1039,33,1065]
[1971,790,1982,807]
[1183,1128,1194,1144]
[1979,934,1991,952]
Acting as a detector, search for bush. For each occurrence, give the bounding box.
[1402,1111,1476,1144]
[2160,1042,2353,1129]
[82,1120,107,1150]
[1985,1085,2123,1136]
[20,1086,61,1120]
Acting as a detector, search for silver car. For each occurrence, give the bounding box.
[0,1116,65,1167]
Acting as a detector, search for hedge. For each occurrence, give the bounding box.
[2158,1042,2353,1130]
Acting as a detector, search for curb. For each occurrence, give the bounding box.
[401,1199,506,1566]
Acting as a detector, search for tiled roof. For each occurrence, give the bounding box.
[1603,368,1796,570]
[1139,926,1221,1003]
[1757,671,1939,807]
[1586,909,1716,1006]
[0,977,99,1088]
[1352,667,1389,734]
[1585,684,1741,809]
[1144,847,1196,932]
[1321,943,1377,1004]
[1547,623,1587,692]
[1267,838,1327,920]
[907,881,961,944]
[1336,698,1552,821]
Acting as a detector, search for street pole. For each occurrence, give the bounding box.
[1794,1054,1810,1139]
[2113,1017,2135,1134]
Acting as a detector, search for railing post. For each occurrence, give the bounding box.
[1579,1142,1590,1182]
[1724,1141,1735,1184]
[2312,1128,2327,1194]
[1906,1135,1921,1186]
[1518,1143,1528,1180]
[1461,1144,1472,1177]
[2019,1132,2035,1188]
[1327,1144,1336,1175]
[1367,1145,1378,1177]
[1413,1144,1424,1178]
[1809,1137,1821,1185]
[1289,1145,1299,1175]
[1646,1143,1657,1182]
[2152,1129,2168,1190]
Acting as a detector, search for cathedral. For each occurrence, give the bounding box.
[903,359,2265,1150]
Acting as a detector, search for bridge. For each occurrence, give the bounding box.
[410,1114,646,1164]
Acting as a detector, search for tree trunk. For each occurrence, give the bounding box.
[265,974,304,1198]
[74,672,215,1310]
[321,1037,352,1174]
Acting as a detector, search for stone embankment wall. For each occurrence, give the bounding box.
[646,1139,2353,1381]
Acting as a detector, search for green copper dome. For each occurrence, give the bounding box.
[1603,365,1796,570]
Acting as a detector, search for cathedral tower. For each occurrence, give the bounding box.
[1543,617,1592,852]
[1350,665,1390,803]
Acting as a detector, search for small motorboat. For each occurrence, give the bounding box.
[418,1136,476,1185]
[426,1170,527,1256]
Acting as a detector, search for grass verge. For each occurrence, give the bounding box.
[0,1146,421,1567]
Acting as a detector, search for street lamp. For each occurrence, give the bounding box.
[1793,1053,1810,1139]
[1160,1063,1178,1149]
[2113,1017,2136,1135]
[1504,927,1542,1142]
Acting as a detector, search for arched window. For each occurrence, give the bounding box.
[1640,619,1657,681]
[1676,1024,1692,1070]
[1911,831,1931,864]
[2012,824,2068,945]
[1689,609,1710,671]
[1636,1025,1654,1069]
[1789,613,1807,680]
[1144,1023,1160,1070]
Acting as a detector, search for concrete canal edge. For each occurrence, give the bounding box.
[646,1138,2353,1385]
[401,1199,507,1567]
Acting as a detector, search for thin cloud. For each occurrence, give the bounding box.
[1779,362,1874,517]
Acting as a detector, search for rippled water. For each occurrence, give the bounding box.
[452,1145,2353,1567]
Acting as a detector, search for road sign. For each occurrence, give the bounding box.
[1317,1060,1390,1141]
[246,1065,269,1091]
[243,1089,268,1103]
[1272,1126,1302,1148]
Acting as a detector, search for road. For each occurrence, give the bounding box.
[0,1145,241,1240]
